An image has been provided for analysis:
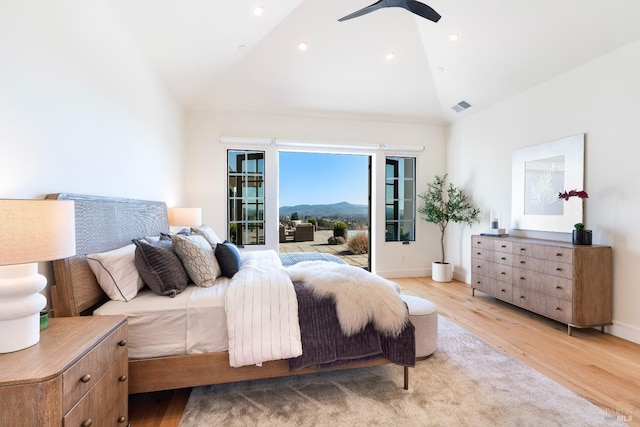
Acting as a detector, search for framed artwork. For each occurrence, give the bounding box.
[511,134,584,232]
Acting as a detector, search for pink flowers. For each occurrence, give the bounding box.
[558,190,588,201]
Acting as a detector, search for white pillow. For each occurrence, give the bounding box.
[86,244,144,301]
[191,225,222,247]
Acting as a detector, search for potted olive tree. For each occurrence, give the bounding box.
[418,174,480,282]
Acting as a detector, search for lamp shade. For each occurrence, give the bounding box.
[0,200,76,265]
[168,207,202,226]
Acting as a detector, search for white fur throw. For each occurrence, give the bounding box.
[284,261,408,337]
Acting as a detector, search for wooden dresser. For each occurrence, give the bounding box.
[0,316,128,426]
[471,235,612,335]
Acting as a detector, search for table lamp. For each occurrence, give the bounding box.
[0,199,75,353]
[168,207,202,227]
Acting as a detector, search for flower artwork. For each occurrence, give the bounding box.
[558,190,588,201]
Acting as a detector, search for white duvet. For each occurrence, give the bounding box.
[225,250,302,367]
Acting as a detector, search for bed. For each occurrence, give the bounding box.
[46,193,415,394]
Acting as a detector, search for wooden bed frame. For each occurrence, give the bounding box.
[45,193,409,394]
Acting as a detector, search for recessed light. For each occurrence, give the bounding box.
[386,51,395,61]
[298,41,308,51]
[449,33,459,42]
[253,6,264,16]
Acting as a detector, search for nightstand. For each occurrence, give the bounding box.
[0,315,128,426]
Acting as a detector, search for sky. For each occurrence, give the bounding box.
[279,152,369,207]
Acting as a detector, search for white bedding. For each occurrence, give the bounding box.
[93,250,303,365]
[94,278,231,359]
[225,250,302,367]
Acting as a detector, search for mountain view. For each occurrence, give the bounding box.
[279,201,368,218]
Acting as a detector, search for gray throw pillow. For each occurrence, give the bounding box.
[132,239,189,297]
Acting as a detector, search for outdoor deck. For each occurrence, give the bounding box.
[278,229,369,269]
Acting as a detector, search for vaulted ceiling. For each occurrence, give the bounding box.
[108,0,640,125]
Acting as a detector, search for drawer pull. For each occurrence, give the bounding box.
[118,416,127,424]
[501,289,506,293]
[501,257,506,260]
[501,272,506,275]
[520,261,526,264]
[520,248,526,251]
[520,277,525,280]
[555,307,562,311]
[80,374,92,383]
[556,286,563,290]
[476,281,481,284]
[119,375,128,382]
[477,252,481,255]
[556,267,562,271]
[118,340,127,347]
[81,419,93,427]
[476,265,481,268]
[501,245,507,248]
[520,295,525,299]
[556,253,562,257]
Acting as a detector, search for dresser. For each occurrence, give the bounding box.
[471,235,612,335]
[0,316,128,426]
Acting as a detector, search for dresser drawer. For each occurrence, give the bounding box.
[536,245,574,264]
[471,247,492,260]
[491,251,512,265]
[488,262,512,282]
[492,239,512,253]
[512,286,546,314]
[539,259,574,279]
[543,297,573,324]
[63,323,128,413]
[540,276,573,299]
[472,275,512,302]
[512,242,535,257]
[472,236,492,248]
[64,356,128,427]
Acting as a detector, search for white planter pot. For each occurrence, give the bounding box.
[432,262,453,282]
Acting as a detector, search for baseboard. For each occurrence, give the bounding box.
[608,321,640,345]
[377,267,429,279]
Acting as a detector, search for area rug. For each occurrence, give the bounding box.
[179,316,625,427]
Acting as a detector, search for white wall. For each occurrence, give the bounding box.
[0,1,185,299]
[184,111,446,277]
[447,40,640,344]
[0,1,184,202]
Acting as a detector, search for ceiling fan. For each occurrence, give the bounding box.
[338,0,441,23]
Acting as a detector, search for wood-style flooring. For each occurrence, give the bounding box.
[129,278,640,426]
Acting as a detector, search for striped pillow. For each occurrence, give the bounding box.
[87,244,144,301]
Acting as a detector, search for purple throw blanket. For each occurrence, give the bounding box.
[289,282,415,371]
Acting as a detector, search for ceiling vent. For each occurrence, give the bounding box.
[451,100,471,113]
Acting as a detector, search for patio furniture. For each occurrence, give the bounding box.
[293,223,314,242]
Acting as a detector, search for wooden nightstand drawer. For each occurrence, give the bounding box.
[0,316,128,427]
[63,322,128,413]
[64,356,128,427]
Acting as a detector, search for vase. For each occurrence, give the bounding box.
[432,262,453,282]
[572,229,592,245]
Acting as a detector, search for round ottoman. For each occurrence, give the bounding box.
[400,294,438,360]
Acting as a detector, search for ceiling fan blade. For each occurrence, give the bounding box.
[405,0,441,22]
[338,0,385,22]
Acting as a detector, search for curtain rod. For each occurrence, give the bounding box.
[219,136,424,153]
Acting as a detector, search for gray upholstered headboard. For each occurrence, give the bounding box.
[46,193,169,316]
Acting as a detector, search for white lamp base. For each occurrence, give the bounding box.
[0,263,47,353]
